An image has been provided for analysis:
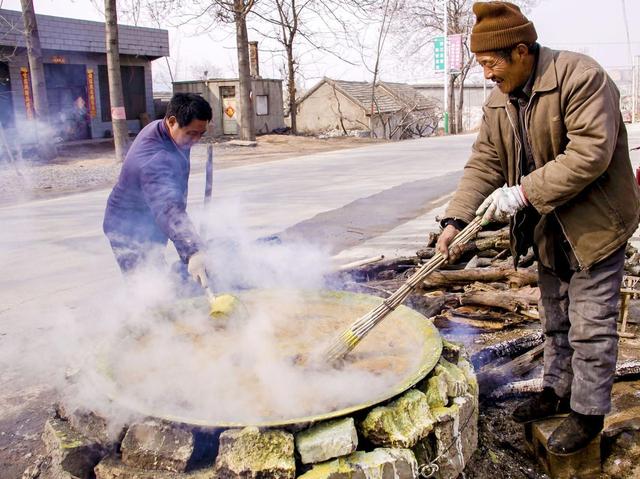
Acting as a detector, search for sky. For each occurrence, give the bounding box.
[1,0,639,91]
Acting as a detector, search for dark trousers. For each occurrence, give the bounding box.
[538,245,625,415]
[106,233,197,296]
[106,233,166,274]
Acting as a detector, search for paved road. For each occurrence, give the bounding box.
[1,125,640,476]
[3,125,640,358]
[3,125,640,372]
[0,132,474,378]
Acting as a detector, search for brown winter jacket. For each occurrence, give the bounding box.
[445,46,640,269]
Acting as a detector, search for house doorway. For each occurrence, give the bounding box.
[44,63,91,141]
[0,62,14,129]
[220,86,237,135]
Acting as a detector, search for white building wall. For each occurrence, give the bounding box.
[173,78,285,137]
[296,82,368,134]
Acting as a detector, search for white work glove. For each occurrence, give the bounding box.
[187,251,209,288]
[476,185,528,225]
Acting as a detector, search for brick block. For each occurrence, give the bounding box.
[42,417,108,479]
[524,418,601,479]
[95,455,214,479]
[121,421,195,473]
[295,417,358,464]
[214,427,295,479]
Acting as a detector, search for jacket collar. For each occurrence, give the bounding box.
[485,46,557,108]
[159,118,190,163]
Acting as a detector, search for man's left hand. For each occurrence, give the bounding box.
[476,185,528,225]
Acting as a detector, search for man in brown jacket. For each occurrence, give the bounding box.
[436,2,640,454]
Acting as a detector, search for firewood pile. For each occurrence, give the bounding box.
[339,226,640,401]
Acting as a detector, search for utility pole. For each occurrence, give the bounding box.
[621,0,635,123]
[105,0,130,161]
[443,0,449,135]
[633,55,638,124]
[20,0,56,160]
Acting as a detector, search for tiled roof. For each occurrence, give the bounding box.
[331,79,401,114]
[380,81,439,110]
[299,77,438,115]
[0,9,169,58]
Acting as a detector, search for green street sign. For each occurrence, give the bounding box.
[434,36,445,71]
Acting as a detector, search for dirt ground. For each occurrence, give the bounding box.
[5,304,640,478]
[0,134,388,206]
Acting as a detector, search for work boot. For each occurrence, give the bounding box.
[511,387,570,424]
[547,411,604,455]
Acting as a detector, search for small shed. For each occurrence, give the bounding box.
[296,78,440,139]
[173,78,285,137]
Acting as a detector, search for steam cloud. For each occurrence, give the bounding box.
[39,197,421,428]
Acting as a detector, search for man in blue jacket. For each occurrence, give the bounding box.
[103,93,212,288]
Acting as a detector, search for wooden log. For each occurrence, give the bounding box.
[518,249,536,267]
[416,247,436,260]
[615,359,640,378]
[436,311,517,331]
[476,249,502,258]
[464,256,494,269]
[476,226,509,239]
[477,343,545,393]
[441,307,531,331]
[418,228,509,260]
[340,256,417,282]
[459,287,539,312]
[487,359,640,400]
[339,281,447,318]
[459,236,511,256]
[471,331,544,368]
[488,378,544,400]
[421,266,538,290]
[406,294,448,318]
[426,231,439,248]
[337,255,385,272]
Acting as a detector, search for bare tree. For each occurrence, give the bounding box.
[189,62,223,80]
[105,0,130,161]
[19,0,56,159]
[232,0,256,141]
[0,13,20,63]
[366,0,399,128]
[92,0,177,84]
[252,0,306,134]
[250,0,366,134]
[118,0,143,25]
[394,0,538,133]
[135,0,368,137]
[153,0,256,140]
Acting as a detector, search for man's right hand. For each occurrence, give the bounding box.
[436,224,462,263]
[187,251,209,288]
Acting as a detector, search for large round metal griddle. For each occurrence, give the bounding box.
[97,290,442,428]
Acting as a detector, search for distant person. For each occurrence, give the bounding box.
[435,1,640,454]
[103,93,212,289]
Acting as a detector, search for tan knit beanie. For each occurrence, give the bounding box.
[470,1,537,53]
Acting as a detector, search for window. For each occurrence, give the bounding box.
[98,65,146,122]
[220,86,235,98]
[256,94,269,116]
